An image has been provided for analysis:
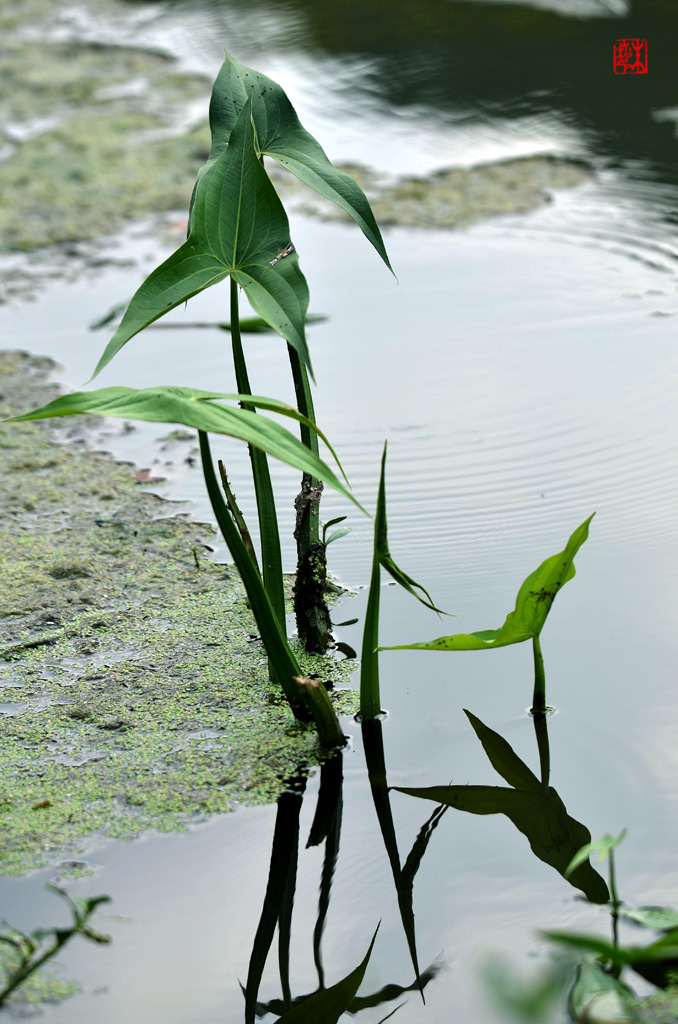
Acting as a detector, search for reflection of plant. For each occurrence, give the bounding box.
[244,754,442,1023]
[0,885,110,1010]
[395,711,609,904]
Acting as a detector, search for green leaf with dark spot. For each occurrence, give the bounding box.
[203,53,393,274]
[382,515,593,652]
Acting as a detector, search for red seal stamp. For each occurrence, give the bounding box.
[613,39,648,74]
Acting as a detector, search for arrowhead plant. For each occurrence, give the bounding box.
[8,53,393,743]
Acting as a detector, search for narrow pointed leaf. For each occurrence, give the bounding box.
[360,445,444,720]
[565,829,627,879]
[275,926,380,1023]
[383,515,593,652]
[205,53,393,273]
[199,432,345,746]
[464,710,542,794]
[8,386,362,510]
[93,98,311,378]
[374,445,445,614]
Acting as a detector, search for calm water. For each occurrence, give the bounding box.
[2,0,678,1020]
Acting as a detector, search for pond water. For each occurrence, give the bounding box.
[2,0,678,1021]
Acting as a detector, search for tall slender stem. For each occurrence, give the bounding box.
[288,343,331,652]
[199,431,345,746]
[531,634,547,714]
[230,277,286,631]
[609,849,620,952]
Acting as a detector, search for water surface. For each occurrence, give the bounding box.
[1,0,677,1021]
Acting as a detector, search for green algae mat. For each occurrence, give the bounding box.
[0,351,355,875]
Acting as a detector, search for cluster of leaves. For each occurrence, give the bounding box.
[485,832,678,1023]
[0,886,110,1010]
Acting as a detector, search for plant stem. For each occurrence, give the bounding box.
[532,710,551,793]
[609,848,620,951]
[230,276,286,631]
[218,459,259,573]
[531,634,547,714]
[199,430,345,746]
[360,550,382,720]
[288,343,331,653]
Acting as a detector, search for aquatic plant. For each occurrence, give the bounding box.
[381,515,594,713]
[8,53,393,743]
[360,444,446,719]
[0,886,110,1009]
[487,831,678,1022]
[89,53,391,654]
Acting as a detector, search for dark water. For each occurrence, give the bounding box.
[2,0,678,1021]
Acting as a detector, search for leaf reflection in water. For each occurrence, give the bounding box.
[242,748,443,1022]
[394,709,609,905]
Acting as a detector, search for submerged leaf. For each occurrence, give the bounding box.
[382,516,593,652]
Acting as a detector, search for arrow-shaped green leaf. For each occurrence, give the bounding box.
[382,515,593,652]
[202,53,393,274]
[93,98,311,378]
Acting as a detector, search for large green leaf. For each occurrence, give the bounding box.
[382,516,593,652]
[93,98,311,378]
[275,927,379,1023]
[202,53,393,274]
[7,386,362,510]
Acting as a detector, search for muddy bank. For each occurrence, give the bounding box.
[0,351,355,875]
